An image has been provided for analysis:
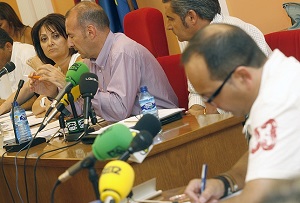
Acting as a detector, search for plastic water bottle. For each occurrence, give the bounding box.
[139,86,159,118]
[11,101,32,144]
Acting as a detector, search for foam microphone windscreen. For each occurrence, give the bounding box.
[133,114,162,137]
[92,124,133,160]
[79,72,98,96]
[99,160,135,203]
[65,62,89,86]
[5,61,16,72]
[60,85,81,106]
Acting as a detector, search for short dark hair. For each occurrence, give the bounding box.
[66,1,110,32]
[0,28,13,48]
[0,2,25,37]
[31,13,76,65]
[162,0,221,27]
[182,24,266,80]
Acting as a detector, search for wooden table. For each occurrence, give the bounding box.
[0,114,248,203]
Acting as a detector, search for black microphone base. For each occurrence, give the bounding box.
[4,137,46,152]
[65,128,95,142]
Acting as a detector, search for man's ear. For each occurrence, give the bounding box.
[186,10,198,25]
[4,42,12,52]
[233,66,253,87]
[86,24,97,39]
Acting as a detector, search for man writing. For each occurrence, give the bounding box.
[182,23,300,203]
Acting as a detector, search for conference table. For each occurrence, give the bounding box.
[0,113,248,203]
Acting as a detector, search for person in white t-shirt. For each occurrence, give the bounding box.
[0,28,36,104]
[162,0,272,116]
[182,23,300,203]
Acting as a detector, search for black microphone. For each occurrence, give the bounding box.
[79,73,99,134]
[119,130,153,161]
[0,61,15,78]
[132,114,162,138]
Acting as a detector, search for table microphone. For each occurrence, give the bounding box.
[4,80,46,152]
[0,61,15,78]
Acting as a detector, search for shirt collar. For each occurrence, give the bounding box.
[211,13,223,24]
[91,31,114,69]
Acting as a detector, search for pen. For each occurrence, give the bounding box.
[24,75,41,79]
[200,163,208,193]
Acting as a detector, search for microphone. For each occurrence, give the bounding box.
[58,123,133,183]
[37,85,81,132]
[119,130,153,161]
[60,85,81,106]
[0,61,15,78]
[132,114,162,138]
[89,106,97,125]
[79,72,99,133]
[43,62,89,119]
[99,160,135,203]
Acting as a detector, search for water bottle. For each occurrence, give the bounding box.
[139,86,159,118]
[11,101,32,144]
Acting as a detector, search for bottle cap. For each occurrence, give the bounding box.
[12,101,19,107]
[140,86,148,92]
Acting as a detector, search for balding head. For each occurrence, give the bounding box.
[182,23,266,81]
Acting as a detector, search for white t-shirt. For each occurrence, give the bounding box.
[245,49,300,182]
[187,14,272,112]
[0,42,36,99]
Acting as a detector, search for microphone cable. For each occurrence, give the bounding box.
[33,140,81,203]
[1,148,16,203]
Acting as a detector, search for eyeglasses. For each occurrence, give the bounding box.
[203,67,237,104]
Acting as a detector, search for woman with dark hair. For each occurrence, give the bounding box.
[0,13,81,116]
[0,2,32,44]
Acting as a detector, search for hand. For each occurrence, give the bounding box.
[29,71,58,98]
[26,55,44,71]
[34,64,67,89]
[184,179,224,203]
[186,104,219,116]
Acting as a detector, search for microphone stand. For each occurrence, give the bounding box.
[47,104,70,143]
[78,156,100,200]
[11,80,25,144]
[88,167,100,200]
[67,92,78,118]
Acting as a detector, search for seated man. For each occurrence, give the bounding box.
[182,23,300,203]
[162,0,272,116]
[30,1,178,122]
[0,28,36,108]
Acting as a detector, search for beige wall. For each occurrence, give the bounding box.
[226,0,292,34]
[51,0,74,15]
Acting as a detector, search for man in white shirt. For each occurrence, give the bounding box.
[0,28,36,105]
[162,0,272,115]
[182,23,300,203]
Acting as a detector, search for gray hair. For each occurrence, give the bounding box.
[162,0,221,26]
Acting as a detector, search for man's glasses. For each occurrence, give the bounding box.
[203,67,237,104]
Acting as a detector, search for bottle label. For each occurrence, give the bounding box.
[139,98,157,114]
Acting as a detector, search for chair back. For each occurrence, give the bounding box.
[156,54,188,109]
[264,29,300,61]
[124,7,169,58]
